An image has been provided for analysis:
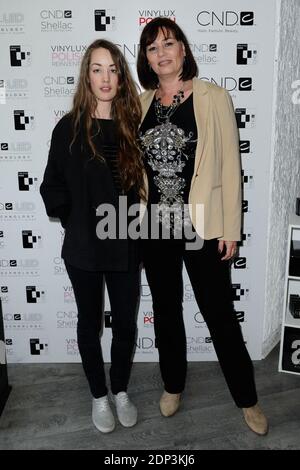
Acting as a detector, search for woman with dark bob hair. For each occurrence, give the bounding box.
[41,39,144,434]
[137,18,268,436]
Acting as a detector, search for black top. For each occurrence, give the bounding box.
[40,114,138,271]
[94,119,123,195]
[139,93,197,236]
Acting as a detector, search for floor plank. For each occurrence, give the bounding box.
[0,346,299,450]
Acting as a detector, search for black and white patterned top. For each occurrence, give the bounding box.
[139,93,197,236]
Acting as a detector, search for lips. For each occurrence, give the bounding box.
[100,87,112,92]
[158,60,171,66]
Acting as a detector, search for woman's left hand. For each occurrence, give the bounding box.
[218,240,237,260]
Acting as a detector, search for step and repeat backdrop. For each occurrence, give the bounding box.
[0,0,277,362]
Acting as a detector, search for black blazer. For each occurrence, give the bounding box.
[40,114,137,271]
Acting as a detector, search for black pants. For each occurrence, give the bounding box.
[142,238,257,408]
[65,254,140,399]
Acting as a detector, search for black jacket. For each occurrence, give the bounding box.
[40,114,137,271]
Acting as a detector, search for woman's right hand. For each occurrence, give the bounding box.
[218,240,237,260]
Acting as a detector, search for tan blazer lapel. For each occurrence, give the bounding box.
[140,89,156,123]
[192,78,209,180]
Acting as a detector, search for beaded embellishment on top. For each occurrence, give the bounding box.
[154,90,184,123]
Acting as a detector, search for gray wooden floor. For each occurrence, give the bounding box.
[0,345,300,450]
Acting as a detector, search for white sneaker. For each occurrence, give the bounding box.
[92,395,115,433]
[113,392,138,427]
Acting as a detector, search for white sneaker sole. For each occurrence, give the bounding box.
[92,418,115,433]
[118,418,137,428]
[116,410,138,428]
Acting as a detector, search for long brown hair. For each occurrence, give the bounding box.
[70,39,144,197]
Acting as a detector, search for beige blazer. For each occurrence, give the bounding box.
[139,77,242,241]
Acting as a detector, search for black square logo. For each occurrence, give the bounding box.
[235,108,249,128]
[22,230,38,248]
[10,45,25,66]
[236,43,257,65]
[240,12,254,25]
[18,171,34,191]
[238,77,252,91]
[1,143,8,151]
[235,311,245,323]
[235,108,254,129]
[10,45,30,67]
[239,140,250,153]
[94,9,116,31]
[30,338,48,355]
[231,284,245,301]
[238,232,252,247]
[64,10,72,18]
[14,110,32,130]
[242,200,248,213]
[241,170,254,187]
[233,257,247,269]
[26,286,42,303]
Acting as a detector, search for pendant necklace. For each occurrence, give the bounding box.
[154,89,185,123]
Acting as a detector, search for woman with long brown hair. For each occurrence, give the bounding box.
[40,39,144,433]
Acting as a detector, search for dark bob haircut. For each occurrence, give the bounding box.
[137,17,198,90]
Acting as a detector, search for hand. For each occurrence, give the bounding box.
[218,240,237,261]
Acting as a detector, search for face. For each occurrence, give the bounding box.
[146,28,185,80]
[88,47,119,103]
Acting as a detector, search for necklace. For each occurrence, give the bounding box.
[154,89,185,123]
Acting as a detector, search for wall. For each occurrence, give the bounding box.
[263,0,300,356]
[0,0,278,362]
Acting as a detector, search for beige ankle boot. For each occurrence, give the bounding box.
[243,403,268,436]
[159,391,181,417]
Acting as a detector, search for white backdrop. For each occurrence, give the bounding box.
[0,0,277,362]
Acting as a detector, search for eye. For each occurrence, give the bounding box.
[110,68,118,74]
[92,68,100,73]
[147,46,157,53]
[165,41,174,47]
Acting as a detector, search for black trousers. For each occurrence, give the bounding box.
[142,238,257,408]
[65,252,140,399]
